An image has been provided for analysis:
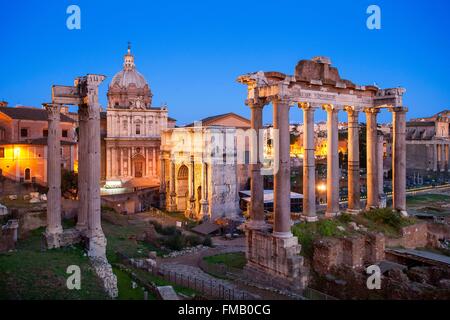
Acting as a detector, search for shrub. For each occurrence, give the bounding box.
[202,236,213,247]
[317,220,338,237]
[185,235,202,247]
[338,212,352,224]
[363,208,406,232]
[164,233,186,251]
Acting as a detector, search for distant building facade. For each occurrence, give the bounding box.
[0,104,77,184]
[406,110,450,176]
[104,46,175,189]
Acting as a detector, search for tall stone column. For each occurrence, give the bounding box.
[168,159,177,211]
[377,134,384,195]
[81,75,107,258]
[199,160,209,219]
[43,103,63,248]
[300,103,317,222]
[186,155,196,218]
[247,99,268,229]
[345,107,360,213]
[76,106,88,233]
[323,104,340,217]
[391,107,408,216]
[272,97,292,238]
[365,108,380,209]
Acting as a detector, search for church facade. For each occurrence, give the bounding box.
[105,46,175,188]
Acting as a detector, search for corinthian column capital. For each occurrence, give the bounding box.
[322,104,339,113]
[364,107,380,115]
[43,103,62,121]
[388,106,408,113]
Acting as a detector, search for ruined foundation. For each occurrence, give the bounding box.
[244,228,308,293]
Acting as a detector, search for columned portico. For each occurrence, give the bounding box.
[323,104,340,217]
[345,107,360,213]
[272,97,292,238]
[391,107,408,216]
[365,108,380,209]
[43,103,63,248]
[237,56,407,293]
[300,103,317,221]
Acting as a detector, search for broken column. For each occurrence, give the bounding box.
[199,159,209,218]
[43,103,63,248]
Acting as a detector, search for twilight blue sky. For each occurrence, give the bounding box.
[0,0,449,125]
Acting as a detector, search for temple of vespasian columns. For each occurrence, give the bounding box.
[43,74,118,297]
[237,56,408,292]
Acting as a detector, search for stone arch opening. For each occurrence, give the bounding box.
[177,164,188,211]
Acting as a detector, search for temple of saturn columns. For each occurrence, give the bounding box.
[237,56,407,291]
[43,74,117,297]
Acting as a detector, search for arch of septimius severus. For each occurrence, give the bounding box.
[237,56,407,291]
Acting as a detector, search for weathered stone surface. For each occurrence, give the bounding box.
[245,229,307,292]
[156,286,179,300]
[90,256,118,298]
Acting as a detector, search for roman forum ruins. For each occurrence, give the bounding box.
[238,56,407,290]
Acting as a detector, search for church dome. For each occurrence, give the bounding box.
[110,68,148,89]
[109,44,149,89]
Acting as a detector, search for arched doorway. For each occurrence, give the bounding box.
[24,168,31,181]
[132,154,145,178]
[177,165,188,211]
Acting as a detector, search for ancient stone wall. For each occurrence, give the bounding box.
[386,223,429,249]
[313,232,385,275]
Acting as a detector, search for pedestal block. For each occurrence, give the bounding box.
[244,228,308,293]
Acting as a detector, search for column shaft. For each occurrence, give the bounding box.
[365,108,379,209]
[346,108,360,212]
[302,104,317,221]
[377,134,384,195]
[392,107,408,215]
[76,107,88,232]
[324,105,340,217]
[248,101,266,228]
[273,98,292,237]
[45,104,63,237]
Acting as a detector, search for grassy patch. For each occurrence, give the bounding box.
[406,193,450,205]
[359,208,416,237]
[292,219,349,258]
[0,228,108,300]
[114,267,156,300]
[203,252,246,269]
